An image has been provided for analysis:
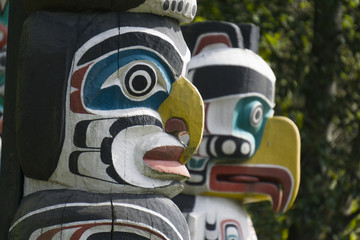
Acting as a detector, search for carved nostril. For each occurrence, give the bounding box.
[165,118,187,134]
[165,118,189,146]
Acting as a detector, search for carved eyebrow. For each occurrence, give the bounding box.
[77,32,183,77]
[190,65,274,104]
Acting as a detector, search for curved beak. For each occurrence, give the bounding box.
[206,116,300,213]
[158,76,204,164]
[243,116,301,212]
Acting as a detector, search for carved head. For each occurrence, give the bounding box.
[181,21,300,212]
[174,195,257,240]
[17,10,203,198]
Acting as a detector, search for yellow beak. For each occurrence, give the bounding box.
[158,76,204,164]
[204,116,300,213]
[245,116,301,212]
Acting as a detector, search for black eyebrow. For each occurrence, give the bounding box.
[190,65,274,103]
[73,115,163,148]
[77,32,183,77]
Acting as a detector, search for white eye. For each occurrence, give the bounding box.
[125,63,156,97]
[221,139,237,155]
[240,142,251,155]
[250,102,263,127]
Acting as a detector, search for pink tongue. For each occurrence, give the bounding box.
[143,146,190,178]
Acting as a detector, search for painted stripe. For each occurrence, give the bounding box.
[77,32,184,77]
[73,27,190,76]
[122,28,190,63]
[210,163,294,211]
[10,202,110,232]
[113,202,184,240]
[190,65,274,103]
[10,201,184,240]
[193,33,232,56]
[113,221,169,240]
[109,115,162,136]
[188,47,275,83]
[182,21,243,53]
[29,220,169,240]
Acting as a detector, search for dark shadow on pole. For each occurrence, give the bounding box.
[0,0,27,239]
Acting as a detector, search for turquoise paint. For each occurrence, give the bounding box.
[233,96,273,152]
[226,235,240,240]
[187,96,275,170]
[188,158,207,169]
[83,49,175,111]
[0,2,9,25]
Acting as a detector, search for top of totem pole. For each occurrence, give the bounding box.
[24,0,197,23]
[182,21,275,107]
[182,21,260,55]
[180,21,301,213]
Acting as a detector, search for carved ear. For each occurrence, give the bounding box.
[181,21,261,56]
[16,12,122,180]
[15,12,76,180]
[181,21,244,55]
[237,23,260,53]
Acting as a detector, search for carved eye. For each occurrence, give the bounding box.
[124,63,156,97]
[225,225,240,240]
[250,102,263,127]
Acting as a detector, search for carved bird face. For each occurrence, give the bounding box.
[180,196,256,240]
[45,13,203,197]
[183,42,300,212]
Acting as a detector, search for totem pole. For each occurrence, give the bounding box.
[174,21,301,239]
[0,0,204,239]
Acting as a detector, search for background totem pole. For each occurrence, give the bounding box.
[0,0,204,239]
[174,21,301,239]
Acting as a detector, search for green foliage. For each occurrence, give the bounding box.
[196,0,360,239]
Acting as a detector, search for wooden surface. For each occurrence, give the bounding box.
[0,0,27,238]
[1,1,202,239]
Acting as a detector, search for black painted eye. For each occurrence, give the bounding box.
[124,64,156,97]
[208,136,252,158]
[250,102,263,127]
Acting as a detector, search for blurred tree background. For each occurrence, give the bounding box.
[195,0,360,239]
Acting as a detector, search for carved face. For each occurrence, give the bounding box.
[54,14,203,196]
[185,196,257,240]
[183,44,300,212]
[19,12,203,198]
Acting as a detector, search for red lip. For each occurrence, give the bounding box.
[143,146,190,178]
[210,165,293,212]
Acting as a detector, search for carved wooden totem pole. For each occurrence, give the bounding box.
[174,21,301,240]
[0,0,204,239]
